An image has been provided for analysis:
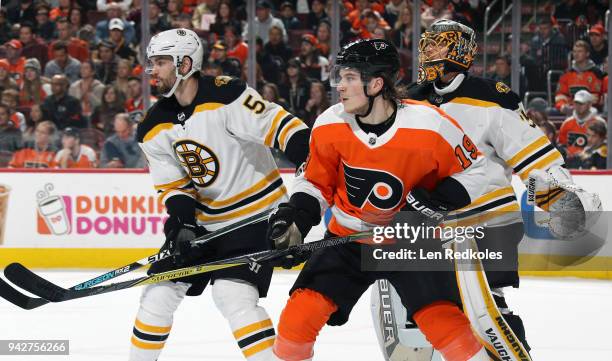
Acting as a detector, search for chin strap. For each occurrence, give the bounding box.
[357,84,383,118]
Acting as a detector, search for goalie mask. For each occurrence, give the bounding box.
[417,20,477,84]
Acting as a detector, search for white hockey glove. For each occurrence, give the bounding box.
[528,166,602,239]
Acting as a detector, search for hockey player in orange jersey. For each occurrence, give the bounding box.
[265,39,492,361]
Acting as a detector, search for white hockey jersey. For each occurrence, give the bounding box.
[137,75,309,231]
[408,74,565,226]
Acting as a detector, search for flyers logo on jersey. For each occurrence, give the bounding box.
[174,140,219,187]
[343,163,403,210]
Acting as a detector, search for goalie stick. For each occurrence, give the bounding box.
[4,231,373,304]
[0,209,273,310]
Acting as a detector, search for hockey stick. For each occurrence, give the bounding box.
[4,231,373,304]
[0,209,273,310]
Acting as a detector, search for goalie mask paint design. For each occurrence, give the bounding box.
[417,20,477,84]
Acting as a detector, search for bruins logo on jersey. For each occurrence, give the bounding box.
[174,140,219,187]
[343,162,404,210]
[496,81,511,93]
[215,75,232,87]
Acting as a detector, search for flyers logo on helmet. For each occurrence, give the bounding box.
[343,162,404,210]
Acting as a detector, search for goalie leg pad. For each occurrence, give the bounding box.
[413,301,484,361]
[274,288,338,361]
[129,281,190,361]
[212,279,275,360]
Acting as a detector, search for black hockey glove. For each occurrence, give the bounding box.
[162,216,209,266]
[393,188,450,229]
[267,203,314,250]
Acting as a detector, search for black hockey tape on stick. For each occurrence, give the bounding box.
[4,231,373,304]
[0,209,273,310]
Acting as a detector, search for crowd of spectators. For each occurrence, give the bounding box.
[0,0,609,170]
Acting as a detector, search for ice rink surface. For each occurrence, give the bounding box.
[1,271,612,361]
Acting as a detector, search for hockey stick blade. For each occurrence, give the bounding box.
[0,209,273,310]
[5,231,372,303]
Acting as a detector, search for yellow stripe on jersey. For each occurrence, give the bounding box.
[154,175,191,191]
[518,151,564,181]
[506,136,549,167]
[134,319,172,334]
[449,97,501,108]
[143,123,174,142]
[193,102,225,113]
[449,203,520,227]
[158,188,197,204]
[278,118,305,151]
[243,339,275,357]
[131,336,166,350]
[264,109,288,147]
[197,186,287,222]
[233,319,274,339]
[457,186,515,211]
[198,169,281,208]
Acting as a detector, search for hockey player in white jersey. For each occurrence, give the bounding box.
[130,28,310,361]
[371,20,601,361]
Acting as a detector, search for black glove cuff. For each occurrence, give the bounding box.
[289,192,322,226]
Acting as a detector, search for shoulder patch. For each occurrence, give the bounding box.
[453,76,520,110]
[197,75,247,106]
[214,75,232,87]
[496,81,511,93]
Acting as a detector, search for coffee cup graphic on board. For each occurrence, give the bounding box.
[0,184,10,245]
[37,183,70,235]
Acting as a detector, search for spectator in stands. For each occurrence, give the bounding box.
[23,103,45,142]
[166,0,184,26]
[489,55,526,98]
[147,0,171,36]
[208,41,242,78]
[279,2,301,31]
[0,9,12,46]
[113,59,132,96]
[503,34,541,91]
[263,25,293,70]
[19,58,50,108]
[0,60,19,93]
[538,119,567,160]
[555,40,604,114]
[33,4,56,43]
[553,0,586,22]
[392,6,413,50]
[587,24,607,66]
[307,0,329,32]
[97,0,133,12]
[316,21,331,57]
[2,89,26,132]
[173,13,194,30]
[530,17,567,71]
[92,85,126,137]
[50,0,71,21]
[125,77,156,123]
[101,113,145,168]
[69,7,87,31]
[243,0,287,44]
[19,23,48,69]
[0,104,22,153]
[225,23,249,66]
[421,0,454,29]
[298,34,330,82]
[94,40,119,84]
[96,3,135,45]
[69,60,105,120]
[41,74,84,130]
[572,121,607,169]
[304,81,330,127]
[208,0,236,36]
[558,90,606,164]
[8,120,57,168]
[203,62,223,77]
[242,60,266,92]
[4,40,26,86]
[53,127,97,168]
[44,41,81,83]
[7,0,36,26]
[191,0,217,30]
[262,82,289,110]
[50,17,89,63]
[279,58,311,119]
[384,0,407,28]
[108,18,136,64]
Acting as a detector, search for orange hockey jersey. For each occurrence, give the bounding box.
[558,111,606,156]
[293,99,488,236]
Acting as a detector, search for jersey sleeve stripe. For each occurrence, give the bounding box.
[143,123,174,142]
[198,169,282,208]
[506,136,549,167]
[449,97,501,108]
[154,175,191,191]
[158,188,197,204]
[517,151,564,181]
[402,99,465,131]
[455,186,515,211]
[135,319,172,334]
[513,144,556,173]
[196,185,287,222]
[278,119,307,151]
[193,102,225,113]
[272,113,295,149]
[264,108,288,147]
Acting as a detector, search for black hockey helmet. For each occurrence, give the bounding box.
[330,38,400,88]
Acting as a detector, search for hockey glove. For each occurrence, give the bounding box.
[394,187,449,228]
[267,203,314,250]
[163,217,209,266]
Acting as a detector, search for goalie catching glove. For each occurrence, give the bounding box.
[528,166,602,239]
